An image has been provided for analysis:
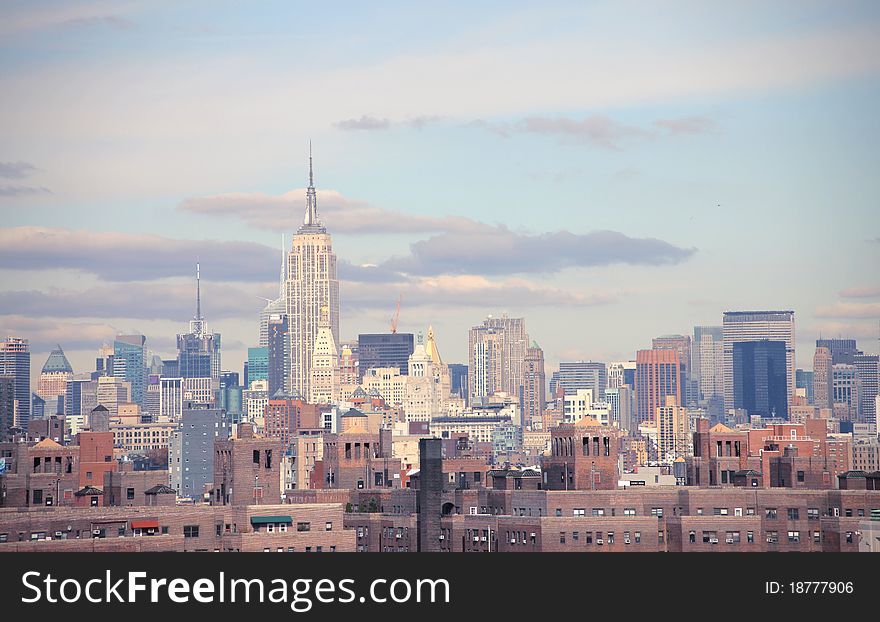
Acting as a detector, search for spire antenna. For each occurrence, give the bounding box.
[196,261,202,320]
[300,142,324,232]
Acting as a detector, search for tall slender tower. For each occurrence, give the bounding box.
[286,146,340,397]
[177,263,221,379]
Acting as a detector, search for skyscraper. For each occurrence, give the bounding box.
[635,349,682,425]
[358,333,414,379]
[652,334,694,405]
[732,340,788,419]
[285,146,340,398]
[854,354,878,424]
[693,325,724,413]
[722,311,795,413]
[267,313,288,397]
[37,345,73,408]
[0,337,31,427]
[113,334,146,405]
[550,361,607,400]
[812,346,833,409]
[177,264,221,379]
[816,338,859,365]
[468,315,528,405]
[309,306,341,405]
[607,361,636,391]
[831,364,859,422]
[522,341,546,429]
[656,395,689,463]
[247,347,269,387]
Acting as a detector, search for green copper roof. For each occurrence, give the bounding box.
[42,345,73,374]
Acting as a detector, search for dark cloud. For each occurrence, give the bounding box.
[0,282,270,321]
[178,189,483,234]
[335,115,391,131]
[379,226,695,276]
[0,161,38,179]
[0,227,278,282]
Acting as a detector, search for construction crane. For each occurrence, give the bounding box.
[390,294,402,334]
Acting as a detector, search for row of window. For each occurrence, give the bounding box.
[559,531,643,545]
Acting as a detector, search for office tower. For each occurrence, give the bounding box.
[635,349,682,425]
[722,311,795,412]
[93,343,113,380]
[96,375,131,416]
[832,364,859,422]
[358,333,415,380]
[247,347,269,386]
[404,327,451,423]
[617,384,637,433]
[550,361,607,400]
[113,334,146,405]
[162,358,179,378]
[168,405,232,499]
[522,342,546,428]
[853,354,878,425]
[816,338,859,365]
[37,345,73,407]
[732,340,788,419]
[693,326,723,401]
[0,375,14,438]
[468,315,528,406]
[656,396,689,463]
[448,363,468,403]
[267,313,288,396]
[653,334,695,405]
[159,377,184,420]
[310,306,341,405]
[182,377,217,406]
[177,264,221,380]
[813,346,833,409]
[219,371,240,389]
[286,147,340,398]
[144,374,161,417]
[259,235,288,347]
[607,361,636,391]
[0,337,30,428]
[796,369,814,404]
[32,393,46,419]
[64,377,97,435]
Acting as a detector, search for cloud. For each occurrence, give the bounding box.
[468,114,715,149]
[380,226,695,276]
[178,189,483,234]
[0,226,278,282]
[342,274,614,310]
[335,115,391,131]
[815,301,880,319]
[0,282,271,321]
[0,315,119,351]
[654,115,716,135]
[0,161,38,179]
[839,285,880,299]
[0,185,52,197]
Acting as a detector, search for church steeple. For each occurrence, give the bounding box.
[300,141,325,233]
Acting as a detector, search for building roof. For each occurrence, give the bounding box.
[91,404,109,413]
[144,484,176,495]
[573,416,601,427]
[341,407,366,418]
[424,325,443,365]
[839,470,868,478]
[709,423,735,433]
[74,485,104,496]
[41,345,73,374]
[349,386,368,399]
[271,389,305,400]
[32,438,63,449]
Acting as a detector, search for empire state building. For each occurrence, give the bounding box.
[285,146,340,397]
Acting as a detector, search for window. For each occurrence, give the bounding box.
[126,488,135,500]
[297,522,311,532]
[573,508,585,517]
[555,508,562,517]
[766,531,778,544]
[787,531,800,543]
[726,531,740,544]
[559,532,566,544]
[813,531,821,543]
[572,531,579,542]
[747,531,754,543]
[279,523,288,533]
[607,532,614,544]
[161,526,169,535]
[807,508,819,520]
[253,450,260,464]
[845,532,853,544]
[797,470,805,483]
[267,523,275,533]
[184,525,199,538]
[325,522,333,531]
[592,508,605,517]
[689,531,696,543]
[765,508,777,519]
[713,508,728,516]
[33,490,43,505]
[702,531,717,544]
[634,531,641,543]
[746,507,755,516]
[624,508,636,516]
[787,508,799,520]
[651,508,663,518]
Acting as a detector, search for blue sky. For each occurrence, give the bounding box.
[1,0,879,381]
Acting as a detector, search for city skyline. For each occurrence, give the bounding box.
[1,1,879,383]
